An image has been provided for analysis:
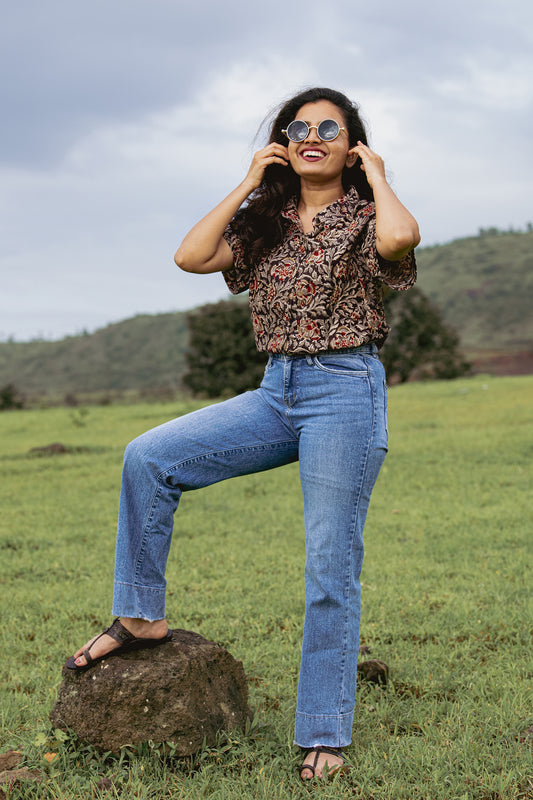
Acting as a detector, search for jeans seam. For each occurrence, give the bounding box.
[295,711,353,719]
[338,393,374,714]
[134,484,164,583]
[258,383,300,437]
[157,441,297,482]
[115,580,165,591]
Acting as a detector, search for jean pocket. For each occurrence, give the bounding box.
[312,354,369,376]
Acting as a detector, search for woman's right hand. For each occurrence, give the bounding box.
[243,143,289,191]
[175,143,288,274]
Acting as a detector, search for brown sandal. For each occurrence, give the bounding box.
[66,618,172,671]
[300,746,346,780]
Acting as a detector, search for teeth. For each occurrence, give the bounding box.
[303,150,324,158]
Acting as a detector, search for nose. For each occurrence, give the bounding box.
[304,124,320,143]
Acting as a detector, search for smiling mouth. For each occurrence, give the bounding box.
[300,149,326,161]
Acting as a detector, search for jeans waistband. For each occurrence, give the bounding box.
[269,343,378,359]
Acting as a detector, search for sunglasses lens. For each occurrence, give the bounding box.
[286,120,308,142]
[317,119,340,141]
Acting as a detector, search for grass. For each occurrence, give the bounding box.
[0,375,531,799]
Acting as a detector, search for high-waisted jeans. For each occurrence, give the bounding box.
[112,344,388,748]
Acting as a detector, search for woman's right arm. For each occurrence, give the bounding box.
[174,143,288,274]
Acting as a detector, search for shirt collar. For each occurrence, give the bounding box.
[281,185,362,228]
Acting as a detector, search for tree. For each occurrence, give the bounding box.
[381,287,470,384]
[183,301,267,397]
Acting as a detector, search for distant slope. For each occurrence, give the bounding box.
[415,230,533,351]
[0,313,189,398]
[1,230,531,397]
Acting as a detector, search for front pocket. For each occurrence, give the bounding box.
[312,354,368,376]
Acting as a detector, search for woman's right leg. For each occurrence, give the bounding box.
[113,388,298,620]
[71,384,298,665]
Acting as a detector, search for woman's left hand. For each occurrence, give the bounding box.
[349,142,388,189]
[349,143,420,260]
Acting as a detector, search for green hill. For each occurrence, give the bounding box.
[0,313,189,400]
[415,228,533,352]
[1,229,531,399]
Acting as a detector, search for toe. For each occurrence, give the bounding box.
[71,632,116,666]
[300,750,344,780]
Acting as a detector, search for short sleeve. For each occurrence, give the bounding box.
[222,223,252,295]
[361,215,417,290]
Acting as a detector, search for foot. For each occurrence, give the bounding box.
[300,747,345,780]
[70,617,169,668]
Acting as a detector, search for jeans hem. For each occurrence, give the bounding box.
[294,710,353,749]
[112,581,166,621]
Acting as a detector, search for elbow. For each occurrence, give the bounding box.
[394,222,421,253]
[410,224,421,250]
[174,247,199,273]
[379,224,421,261]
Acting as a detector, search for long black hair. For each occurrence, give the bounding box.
[232,87,373,263]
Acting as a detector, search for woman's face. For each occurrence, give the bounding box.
[286,99,356,184]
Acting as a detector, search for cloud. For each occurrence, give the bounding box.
[1,0,532,340]
[434,53,533,111]
[1,57,322,339]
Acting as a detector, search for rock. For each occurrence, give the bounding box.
[0,751,23,772]
[29,442,68,455]
[0,750,43,792]
[50,629,250,756]
[0,767,43,786]
[357,659,389,685]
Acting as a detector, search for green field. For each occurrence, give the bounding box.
[1,376,531,799]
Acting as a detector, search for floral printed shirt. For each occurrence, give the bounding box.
[223,186,416,354]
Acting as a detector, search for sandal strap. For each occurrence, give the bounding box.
[300,746,344,778]
[316,746,343,757]
[104,618,137,645]
[83,618,135,661]
[300,749,319,778]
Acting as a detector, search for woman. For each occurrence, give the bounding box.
[68,87,420,780]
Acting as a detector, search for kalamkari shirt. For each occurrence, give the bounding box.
[223,186,417,354]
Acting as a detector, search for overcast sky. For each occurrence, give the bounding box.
[2,0,531,341]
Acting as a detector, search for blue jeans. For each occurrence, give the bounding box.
[112,344,388,748]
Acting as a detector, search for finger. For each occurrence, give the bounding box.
[262,148,288,165]
[255,148,288,165]
[266,143,288,155]
[266,155,288,166]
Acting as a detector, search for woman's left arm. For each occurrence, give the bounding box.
[352,142,421,261]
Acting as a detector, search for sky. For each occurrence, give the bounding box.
[1,0,532,342]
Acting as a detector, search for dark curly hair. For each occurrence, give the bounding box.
[232,87,373,264]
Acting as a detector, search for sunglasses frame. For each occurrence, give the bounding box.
[281,118,346,143]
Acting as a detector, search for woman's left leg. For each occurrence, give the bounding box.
[291,349,388,750]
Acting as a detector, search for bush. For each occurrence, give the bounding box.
[183,301,267,397]
[0,383,24,410]
[381,288,470,383]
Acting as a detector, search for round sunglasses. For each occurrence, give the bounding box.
[281,118,346,143]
